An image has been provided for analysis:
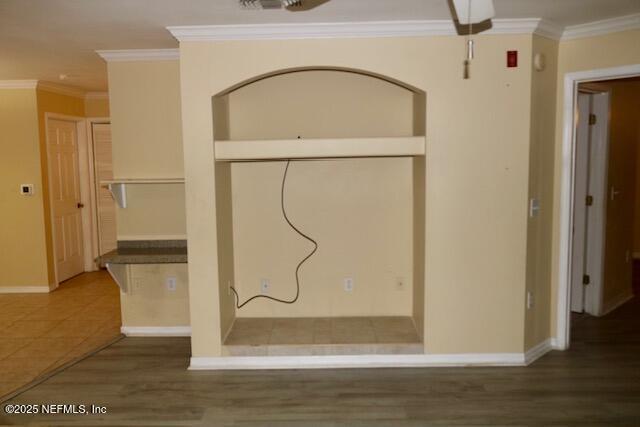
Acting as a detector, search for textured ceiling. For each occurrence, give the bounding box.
[1,0,639,91]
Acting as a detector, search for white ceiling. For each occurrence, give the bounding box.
[1,0,639,91]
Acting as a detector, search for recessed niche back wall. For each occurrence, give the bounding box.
[224,70,417,317]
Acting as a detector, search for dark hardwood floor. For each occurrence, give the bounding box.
[1,297,639,426]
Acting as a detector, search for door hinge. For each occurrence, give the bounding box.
[589,114,597,125]
[585,195,594,206]
[582,274,591,285]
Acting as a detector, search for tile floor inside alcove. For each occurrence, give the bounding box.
[224,316,422,356]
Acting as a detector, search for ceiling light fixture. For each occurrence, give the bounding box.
[239,0,326,11]
[451,0,495,79]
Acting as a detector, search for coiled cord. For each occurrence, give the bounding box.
[230,159,318,308]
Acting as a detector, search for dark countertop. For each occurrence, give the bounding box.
[97,240,188,265]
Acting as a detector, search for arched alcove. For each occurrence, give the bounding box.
[211,67,426,355]
[213,67,425,142]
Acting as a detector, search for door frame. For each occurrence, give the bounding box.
[86,117,111,258]
[45,113,99,287]
[556,64,640,350]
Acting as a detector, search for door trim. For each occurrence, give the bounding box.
[557,64,640,350]
[45,113,98,286]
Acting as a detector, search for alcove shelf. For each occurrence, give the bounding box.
[101,178,185,208]
[214,136,426,161]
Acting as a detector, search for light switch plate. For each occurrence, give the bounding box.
[20,184,34,196]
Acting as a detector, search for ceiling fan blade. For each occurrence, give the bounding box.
[451,0,495,24]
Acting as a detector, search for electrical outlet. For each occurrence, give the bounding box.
[166,276,177,292]
[526,291,534,309]
[260,278,270,294]
[396,277,405,291]
[344,277,354,293]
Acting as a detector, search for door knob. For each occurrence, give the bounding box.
[77,202,84,208]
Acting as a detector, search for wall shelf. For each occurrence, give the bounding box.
[214,136,426,161]
[101,178,185,208]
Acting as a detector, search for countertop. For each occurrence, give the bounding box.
[97,240,187,265]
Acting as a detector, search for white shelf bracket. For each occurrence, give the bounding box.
[105,263,129,293]
[107,183,127,208]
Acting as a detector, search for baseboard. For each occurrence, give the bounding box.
[601,292,634,316]
[189,353,526,370]
[524,338,555,365]
[549,337,562,350]
[0,286,50,294]
[117,234,187,241]
[121,326,191,337]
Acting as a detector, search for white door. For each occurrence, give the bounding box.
[48,118,85,282]
[571,93,591,313]
[92,123,117,255]
[571,91,610,314]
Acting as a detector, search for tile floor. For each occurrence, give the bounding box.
[224,316,423,356]
[0,270,121,399]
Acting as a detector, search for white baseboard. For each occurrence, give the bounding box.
[121,326,191,337]
[189,353,526,370]
[601,292,634,316]
[524,338,556,365]
[0,286,50,294]
[116,234,187,241]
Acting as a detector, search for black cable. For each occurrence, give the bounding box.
[230,159,318,308]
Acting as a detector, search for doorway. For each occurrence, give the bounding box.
[45,114,114,286]
[46,117,86,282]
[558,64,640,350]
[90,121,116,256]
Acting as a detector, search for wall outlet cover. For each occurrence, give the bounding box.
[166,277,177,291]
[260,279,270,294]
[344,277,354,292]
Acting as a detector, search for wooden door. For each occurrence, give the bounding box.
[92,123,117,255]
[48,118,84,282]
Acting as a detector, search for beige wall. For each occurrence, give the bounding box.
[85,97,110,117]
[524,36,559,349]
[180,34,534,357]
[225,70,415,318]
[107,60,185,239]
[120,264,190,327]
[601,80,640,311]
[0,89,49,287]
[0,88,88,289]
[551,29,640,335]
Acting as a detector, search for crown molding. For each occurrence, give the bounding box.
[85,91,109,100]
[562,13,640,41]
[37,81,86,98]
[0,80,38,89]
[534,19,564,40]
[168,18,560,41]
[96,48,179,62]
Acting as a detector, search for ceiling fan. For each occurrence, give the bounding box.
[239,0,330,11]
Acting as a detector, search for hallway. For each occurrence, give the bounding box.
[0,271,121,399]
